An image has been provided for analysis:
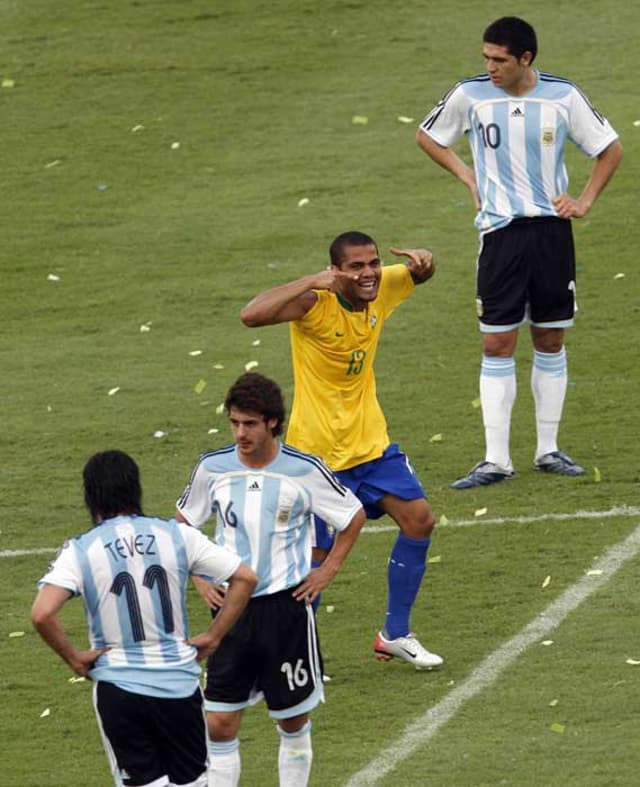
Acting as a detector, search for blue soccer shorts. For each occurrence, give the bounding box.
[314,442,427,550]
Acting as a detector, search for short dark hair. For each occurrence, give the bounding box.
[483,17,537,63]
[83,450,143,523]
[329,230,378,267]
[224,372,286,436]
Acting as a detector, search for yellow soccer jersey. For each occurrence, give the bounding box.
[286,264,414,471]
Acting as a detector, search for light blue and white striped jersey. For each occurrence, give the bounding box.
[38,515,241,699]
[420,71,618,233]
[177,442,362,597]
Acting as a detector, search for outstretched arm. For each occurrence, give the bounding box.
[417,129,480,211]
[292,508,366,604]
[552,139,623,219]
[32,585,110,676]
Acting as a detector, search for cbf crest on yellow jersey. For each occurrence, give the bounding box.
[287,264,414,470]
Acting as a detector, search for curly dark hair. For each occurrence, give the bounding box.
[83,450,143,523]
[224,373,286,436]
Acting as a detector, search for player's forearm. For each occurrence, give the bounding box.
[240,276,319,326]
[318,511,365,579]
[578,140,623,212]
[417,130,476,189]
[32,614,82,669]
[204,568,257,646]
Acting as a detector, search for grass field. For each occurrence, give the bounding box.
[1,1,639,785]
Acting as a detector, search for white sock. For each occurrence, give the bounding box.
[480,355,516,470]
[531,347,567,460]
[208,738,240,787]
[278,720,312,787]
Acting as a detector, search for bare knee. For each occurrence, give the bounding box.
[207,710,242,742]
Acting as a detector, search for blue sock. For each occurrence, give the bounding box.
[311,559,322,612]
[384,533,430,639]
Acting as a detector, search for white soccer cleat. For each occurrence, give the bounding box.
[373,631,443,670]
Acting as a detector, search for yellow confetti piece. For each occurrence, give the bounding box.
[131,124,145,132]
[45,159,61,169]
[587,569,603,576]
[40,708,51,718]
[171,141,181,149]
[189,350,203,356]
[297,197,310,207]
[549,698,559,707]
[634,120,640,127]
[215,403,225,415]
[471,397,481,409]
[429,433,443,443]
[542,575,551,588]
[438,514,449,526]
[9,631,25,638]
[153,431,167,438]
[352,115,368,125]
[550,723,565,734]
[474,507,487,517]
[68,676,86,683]
[194,379,207,395]
[213,363,224,370]
[245,361,259,371]
[108,387,120,396]
[626,658,640,666]
[252,339,261,346]
[427,555,441,564]
[541,640,554,646]
[397,116,414,123]
[593,467,601,482]
[2,78,15,88]
[207,428,219,434]
[140,322,152,333]
[47,273,60,281]
[326,605,335,613]
[613,273,625,279]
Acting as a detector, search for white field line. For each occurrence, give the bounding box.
[346,520,640,787]
[2,506,639,559]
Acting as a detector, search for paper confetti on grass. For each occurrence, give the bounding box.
[207,428,219,435]
[68,676,86,683]
[245,361,259,371]
[153,431,167,439]
[549,698,559,707]
[47,274,60,281]
[594,467,601,482]
[2,78,15,88]
[194,379,207,395]
[474,507,487,517]
[471,397,481,409]
[252,339,261,346]
[8,631,25,638]
[542,575,551,588]
[131,124,145,132]
[45,159,61,169]
[189,350,203,356]
[427,555,441,564]
[215,403,225,415]
[140,322,152,333]
[633,120,640,127]
[541,640,554,646]
[429,433,443,443]
[297,197,310,207]
[587,569,603,576]
[550,723,565,734]
[108,387,120,396]
[213,363,225,370]
[438,514,449,526]
[626,658,640,666]
[613,273,625,279]
[326,605,335,613]
[171,141,181,150]
[40,708,51,718]
[352,115,368,125]
[397,116,414,123]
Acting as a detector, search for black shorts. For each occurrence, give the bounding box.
[205,588,324,719]
[94,681,207,787]
[476,217,576,330]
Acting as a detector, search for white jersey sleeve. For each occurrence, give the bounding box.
[568,85,618,157]
[419,81,470,147]
[180,520,241,582]
[39,541,83,595]
[303,459,362,533]
[176,459,215,529]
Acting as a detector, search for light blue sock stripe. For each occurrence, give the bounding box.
[533,348,567,376]
[209,738,239,756]
[481,355,516,377]
[278,720,312,738]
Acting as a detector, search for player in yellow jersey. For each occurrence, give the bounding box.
[241,231,443,670]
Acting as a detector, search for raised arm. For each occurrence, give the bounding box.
[417,128,480,211]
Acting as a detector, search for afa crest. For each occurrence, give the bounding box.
[541,127,555,146]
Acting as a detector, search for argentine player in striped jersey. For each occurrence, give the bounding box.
[241,231,444,672]
[176,372,365,787]
[418,16,622,489]
[31,450,256,787]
